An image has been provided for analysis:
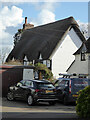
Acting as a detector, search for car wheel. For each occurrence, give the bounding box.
[49,101,56,105]
[63,96,68,105]
[27,95,34,106]
[7,92,14,101]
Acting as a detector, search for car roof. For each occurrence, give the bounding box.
[57,78,71,80]
[57,78,89,81]
[21,79,51,83]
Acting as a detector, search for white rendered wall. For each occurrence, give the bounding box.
[51,28,82,78]
[67,54,89,75]
[23,69,34,80]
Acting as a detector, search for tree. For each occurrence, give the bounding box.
[0,47,10,64]
[13,29,23,47]
[35,63,53,82]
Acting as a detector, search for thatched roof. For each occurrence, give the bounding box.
[6,16,86,62]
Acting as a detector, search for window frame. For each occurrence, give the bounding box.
[81,52,86,61]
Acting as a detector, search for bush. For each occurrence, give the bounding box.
[35,63,53,81]
[5,60,23,65]
[76,86,90,118]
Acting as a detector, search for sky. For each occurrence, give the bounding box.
[0,0,89,63]
[0,1,88,46]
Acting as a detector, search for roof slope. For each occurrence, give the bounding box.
[6,17,86,62]
[74,37,90,55]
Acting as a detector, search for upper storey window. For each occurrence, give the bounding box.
[81,52,86,61]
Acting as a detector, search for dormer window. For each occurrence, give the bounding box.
[39,53,42,60]
[23,55,28,65]
[81,52,86,61]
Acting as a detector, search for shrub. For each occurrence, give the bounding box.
[5,60,23,65]
[76,85,90,118]
[35,63,53,81]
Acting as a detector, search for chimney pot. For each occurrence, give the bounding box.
[25,17,27,24]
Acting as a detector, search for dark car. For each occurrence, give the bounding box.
[54,78,89,105]
[7,79,57,105]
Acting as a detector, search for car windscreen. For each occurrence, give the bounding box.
[54,80,69,88]
[36,82,55,89]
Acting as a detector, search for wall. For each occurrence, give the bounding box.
[23,69,34,80]
[1,67,23,97]
[51,28,82,78]
[0,65,35,97]
[67,53,89,76]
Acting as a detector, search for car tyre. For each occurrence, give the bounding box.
[27,95,34,106]
[49,101,56,105]
[7,92,14,101]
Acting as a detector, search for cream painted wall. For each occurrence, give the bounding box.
[67,54,89,75]
[51,28,82,78]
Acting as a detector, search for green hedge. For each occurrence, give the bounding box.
[76,85,90,118]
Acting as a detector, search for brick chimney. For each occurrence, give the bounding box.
[23,17,34,30]
[25,17,27,24]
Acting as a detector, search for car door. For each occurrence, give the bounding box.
[55,80,69,101]
[54,80,63,100]
[14,80,27,98]
[24,80,35,95]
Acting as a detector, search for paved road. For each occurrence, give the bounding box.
[1,97,78,119]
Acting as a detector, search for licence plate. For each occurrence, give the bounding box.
[46,90,53,93]
[72,95,78,97]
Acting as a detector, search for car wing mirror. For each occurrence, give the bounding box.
[16,83,22,87]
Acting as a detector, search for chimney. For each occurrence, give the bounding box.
[25,17,27,24]
[23,17,34,30]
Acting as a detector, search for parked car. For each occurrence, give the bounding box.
[7,79,58,105]
[54,78,89,105]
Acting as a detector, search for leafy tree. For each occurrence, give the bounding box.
[35,63,53,82]
[14,29,23,47]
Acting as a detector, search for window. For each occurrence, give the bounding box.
[21,80,25,85]
[59,80,69,87]
[54,80,69,88]
[25,81,34,87]
[89,56,90,60]
[37,83,54,89]
[81,52,86,61]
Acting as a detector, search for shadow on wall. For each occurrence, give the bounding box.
[0,66,23,97]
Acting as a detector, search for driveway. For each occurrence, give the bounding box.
[1,97,78,119]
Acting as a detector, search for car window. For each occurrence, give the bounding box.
[55,80,69,87]
[25,81,34,87]
[54,80,60,87]
[37,83,55,89]
[20,80,25,85]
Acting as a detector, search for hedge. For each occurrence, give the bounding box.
[76,85,90,118]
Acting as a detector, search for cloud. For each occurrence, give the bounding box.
[31,2,56,26]
[1,0,89,2]
[38,9,55,25]
[0,6,24,45]
[1,0,59,2]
